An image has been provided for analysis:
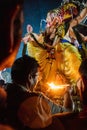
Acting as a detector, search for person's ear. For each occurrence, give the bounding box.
[28,74,34,84]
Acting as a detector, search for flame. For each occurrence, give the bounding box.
[47,82,69,90]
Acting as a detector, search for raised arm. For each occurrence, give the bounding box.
[65,7,87,42]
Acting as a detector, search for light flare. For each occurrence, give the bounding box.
[47,82,69,90]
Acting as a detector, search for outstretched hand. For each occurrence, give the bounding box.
[22,24,34,44]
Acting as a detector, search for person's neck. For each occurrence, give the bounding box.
[14,82,30,92]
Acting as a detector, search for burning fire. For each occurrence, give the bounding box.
[47,82,69,90]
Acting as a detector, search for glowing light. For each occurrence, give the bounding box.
[47,82,69,90]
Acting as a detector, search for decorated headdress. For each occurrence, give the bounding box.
[46,0,86,26]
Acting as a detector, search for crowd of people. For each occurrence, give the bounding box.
[0,0,87,130]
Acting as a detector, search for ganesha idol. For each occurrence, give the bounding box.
[22,1,87,100]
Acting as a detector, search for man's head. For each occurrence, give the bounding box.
[0,0,24,70]
[11,55,40,91]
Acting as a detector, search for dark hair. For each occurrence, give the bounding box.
[0,0,24,12]
[11,55,39,85]
[79,58,87,79]
[0,79,5,86]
